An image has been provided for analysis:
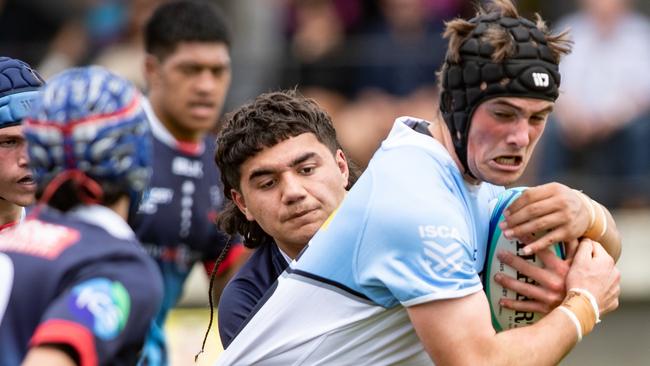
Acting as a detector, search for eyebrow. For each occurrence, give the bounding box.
[247,152,318,182]
[0,133,25,140]
[491,99,554,115]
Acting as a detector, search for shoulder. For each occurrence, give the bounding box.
[226,243,287,295]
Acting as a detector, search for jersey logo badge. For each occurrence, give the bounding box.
[68,278,131,340]
[172,156,203,178]
[423,240,464,277]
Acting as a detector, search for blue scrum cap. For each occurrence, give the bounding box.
[0,57,44,128]
[23,66,152,195]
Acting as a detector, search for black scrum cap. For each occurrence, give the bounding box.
[439,12,561,177]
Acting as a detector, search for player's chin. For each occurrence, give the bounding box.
[483,170,523,186]
[9,193,36,207]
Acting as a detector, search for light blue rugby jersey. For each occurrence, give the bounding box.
[216,117,504,366]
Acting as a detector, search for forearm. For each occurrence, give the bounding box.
[595,203,621,261]
[22,345,77,366]
[486,309,578,365]
[575,191,621,261]
[410,292,583,366]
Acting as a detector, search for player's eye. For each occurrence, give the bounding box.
[299,166,315,175]
[493,110,514,120]
[529,114,547,125]
[0,139,18,148]
[179,65,201,76]
[258,179,276,190]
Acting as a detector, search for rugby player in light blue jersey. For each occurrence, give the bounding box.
[214,0,622,364]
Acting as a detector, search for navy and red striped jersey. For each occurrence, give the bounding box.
[0,206,163,366]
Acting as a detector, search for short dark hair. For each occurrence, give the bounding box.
[215,90,348,249]
[144,0,231,60]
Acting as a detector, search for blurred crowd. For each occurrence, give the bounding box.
[1,0,649,208]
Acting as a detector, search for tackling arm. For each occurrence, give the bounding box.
[408,239,620,365]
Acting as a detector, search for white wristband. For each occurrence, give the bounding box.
[569,288,601,324]
[558,306,583,342]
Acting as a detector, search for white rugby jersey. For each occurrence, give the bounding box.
[215,117,503,365]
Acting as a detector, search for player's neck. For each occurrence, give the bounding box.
[105,196,130,221]
[275,241,303,260]
[150,100,205,143]
[0,200,22,227]
[429,117,480,185]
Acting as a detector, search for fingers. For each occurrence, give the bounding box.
[572,239,595,265]
[494,272,563,309]
[565,239,579,259]
[502,195,558,229]
[499,298,553,314]
[504,184,556,216]
[536,248,566,270]
[501,183,588,250]
[497,250,564,291]
[521,229,567,255]
[502,210,564,241]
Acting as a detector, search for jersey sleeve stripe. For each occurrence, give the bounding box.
[30,319,98,366]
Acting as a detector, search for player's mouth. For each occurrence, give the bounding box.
[492,156,523,170]
[17,175,36,189]
[188,101,217,119]
[283,207,318,222]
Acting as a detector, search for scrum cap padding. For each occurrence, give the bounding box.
[0,57,44,128]
[439,14,561,174]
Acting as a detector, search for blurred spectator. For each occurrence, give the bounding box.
[282,0,363,117]
[93,0,164,89]
[219,0,286,115]
[0,0,88,69]
[331,0,452,167]
[536,0,650,207]
[351,0,446,97]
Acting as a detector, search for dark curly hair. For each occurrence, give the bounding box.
[214,90,358,249]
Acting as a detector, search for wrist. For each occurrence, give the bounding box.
[584,200,607,241]
[573,189,595,230]
[574,190,607,241]
[557,288,600,342]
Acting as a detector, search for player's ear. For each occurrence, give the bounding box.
[231,189,254,221]
[335,149,349,187]
[144,54,161,86]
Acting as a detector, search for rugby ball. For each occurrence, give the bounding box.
[483,187,565,332]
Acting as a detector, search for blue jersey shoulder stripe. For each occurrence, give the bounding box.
[287,267,371,301]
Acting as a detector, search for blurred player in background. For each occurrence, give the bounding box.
[0,66,163,366]
[128,1,246,364]
[215,1,621,364]
[0,57,44,232]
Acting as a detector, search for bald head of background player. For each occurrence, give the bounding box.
[0,57,43,230]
